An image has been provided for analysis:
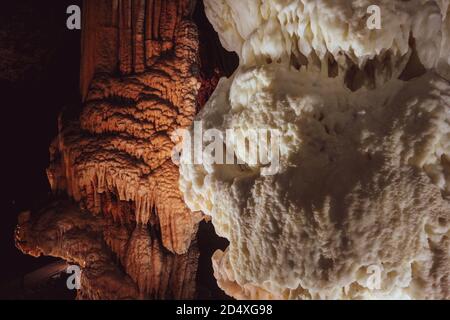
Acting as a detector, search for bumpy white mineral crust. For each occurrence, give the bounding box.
[205,0,450,71]
[180,0,450,299]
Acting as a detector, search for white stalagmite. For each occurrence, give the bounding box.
[179,0,450,299]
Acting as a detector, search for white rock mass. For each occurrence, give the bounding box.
[179,0,450,299]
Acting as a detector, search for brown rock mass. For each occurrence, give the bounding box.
[16,201,199,299]
[48,0,202,255]
[16,0,207,299]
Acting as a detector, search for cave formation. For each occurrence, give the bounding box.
[12,0,450,301]
[15,0,235,300]
[180,0,450,300]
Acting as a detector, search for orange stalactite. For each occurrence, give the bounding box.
[17,0,203,299]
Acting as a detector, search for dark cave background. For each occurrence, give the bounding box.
[0,0,83,296]
[0,0,237,299]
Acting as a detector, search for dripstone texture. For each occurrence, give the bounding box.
[16,0,204,299]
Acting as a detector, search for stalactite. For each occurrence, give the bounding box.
[16,0,237,299]
[47,0,203,255]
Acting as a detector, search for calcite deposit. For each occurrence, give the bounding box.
[16,201,199,299]
[48,0,203,255]
[180,0,450,299]
[15,0,213,299]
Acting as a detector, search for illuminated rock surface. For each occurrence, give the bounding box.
[180,0,450,299]
[16,201,199,299]
[16,0,207,299]
[48,0,203,255]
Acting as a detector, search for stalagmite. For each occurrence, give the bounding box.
[15,0,228,299]
[15,201,199,299]
[47,0,203,255]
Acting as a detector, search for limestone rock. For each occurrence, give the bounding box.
[15,201,199,300]
[180,0,450,299]
[48,0,203,255]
